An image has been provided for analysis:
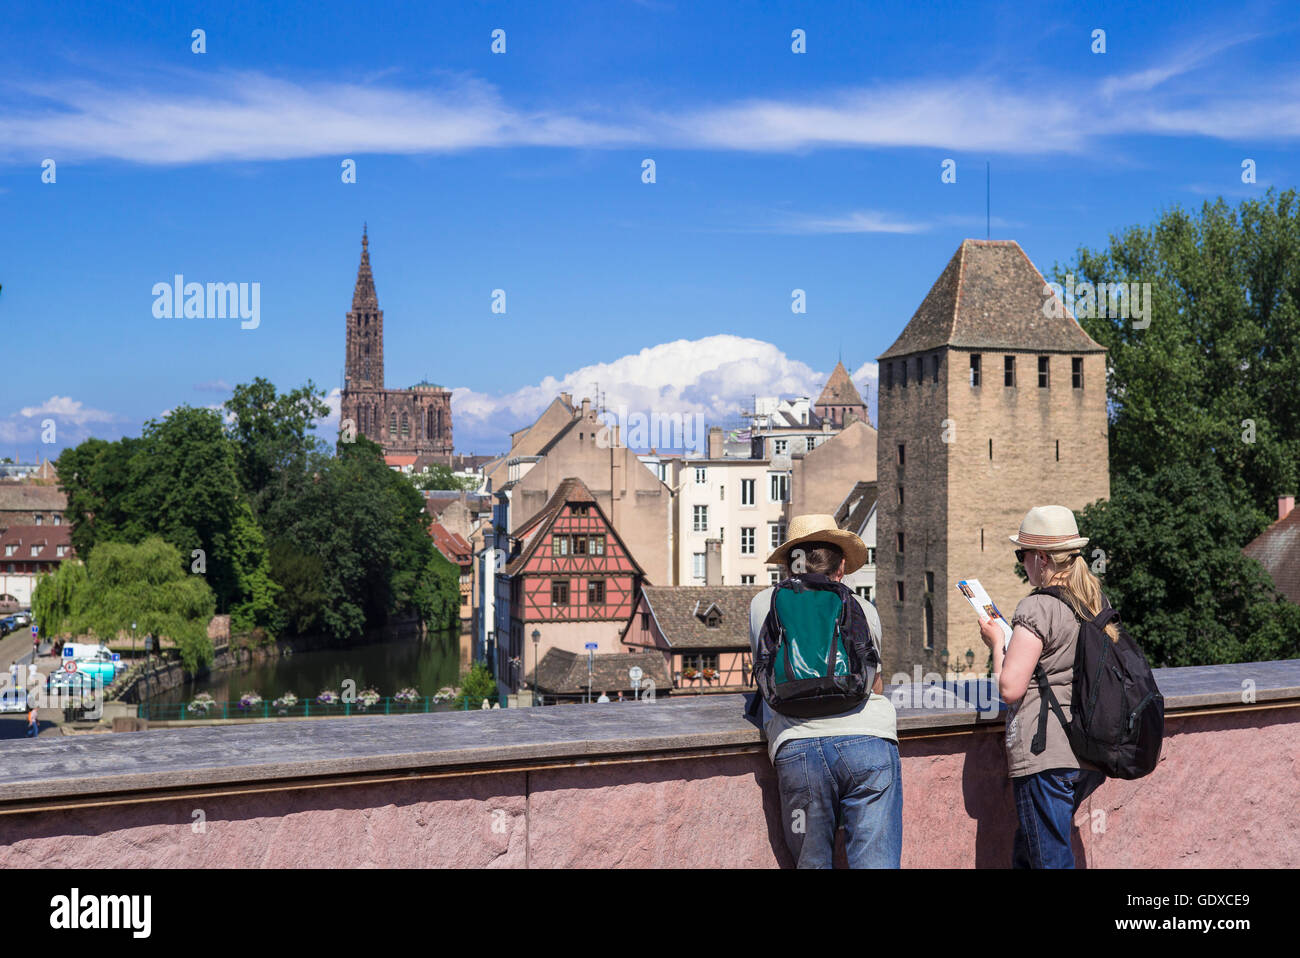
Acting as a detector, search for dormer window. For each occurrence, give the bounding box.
[696,601,724,628]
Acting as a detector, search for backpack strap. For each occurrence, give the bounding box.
[1030,664,1071,755]
[1027,586,1076,755]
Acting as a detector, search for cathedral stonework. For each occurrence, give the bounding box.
[340,228,453,464]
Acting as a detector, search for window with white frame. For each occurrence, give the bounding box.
[774,439,788,455]
[770,522,787,549]
[769,473,789,502]
[741,574,755,585]
[692,553,706,580]
[740,527,755,555]
[693,505,708,532]
[769,570,780,584]
[741,478,755,506]
[695,467,707,484]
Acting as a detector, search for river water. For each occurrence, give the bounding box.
[149,626,464,706]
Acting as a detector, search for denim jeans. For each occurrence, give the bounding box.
[1012,767,1105,868]
[773,735,902,868]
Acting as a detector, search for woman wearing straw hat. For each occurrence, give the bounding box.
[749,514,900,869]
[977,505,1110,868]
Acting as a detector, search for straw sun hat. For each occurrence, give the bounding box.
[1008,505,1089,552]
[765,514,868,575]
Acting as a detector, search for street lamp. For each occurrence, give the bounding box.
[131,621,137,662]
[531,629,540,707]
[965,648,976,672]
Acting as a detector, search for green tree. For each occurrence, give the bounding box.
[1064,188,1300,527]
[34,538,218,672]
[223,377,330,513]
[57,437,142,556]
[1077,465,1300,667]
[411,464,477,491]
[458,662,497,705]
[1059,189,1300,662]
[262,436,448,641]
[31,559,89,639]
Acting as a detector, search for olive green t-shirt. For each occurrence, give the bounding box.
[1004,592,1100,777]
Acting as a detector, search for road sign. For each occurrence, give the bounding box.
[111,653,121,662]
[628,666,643,682]
[31,625,38,636]
[63,660,77,674]
[63,646,74,658]
[584,642,598,651]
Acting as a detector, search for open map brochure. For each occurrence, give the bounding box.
[956,579,1013,651]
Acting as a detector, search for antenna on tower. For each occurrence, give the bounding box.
[986,161,991,240]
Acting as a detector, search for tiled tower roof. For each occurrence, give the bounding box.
[816,361,865,406]
[878,240,1106,360]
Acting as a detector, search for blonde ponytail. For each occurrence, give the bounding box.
[1045,551,1120,642]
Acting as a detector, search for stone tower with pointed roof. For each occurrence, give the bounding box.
[340,228,454,465]
[814,360,869,427]
[875,239,1109,677]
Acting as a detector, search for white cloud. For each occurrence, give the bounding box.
[448,335,876,453]
[3,32,1297,168]
[0,72,638,165]
[781,210,929,235]
[18,396,116,425]
[193,379,232,393]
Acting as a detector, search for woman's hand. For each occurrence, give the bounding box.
[977,614,1003,650]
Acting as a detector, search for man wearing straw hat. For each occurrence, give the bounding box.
[749,514,900,868]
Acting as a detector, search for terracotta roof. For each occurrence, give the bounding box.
[0,524,74,562]
[530,648,672,696]
[834,480,877,536]
[384,454,417,468]
[878,240,1106,360]
[1244,508,1300,605]
[629,586,763,650]
[506,476,634,576]
[816,361,865,407]
[0,484,67,513]
[429,522,473,567]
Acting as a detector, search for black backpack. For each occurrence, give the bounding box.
[1030,586,1164,779]
[749,574,879,719]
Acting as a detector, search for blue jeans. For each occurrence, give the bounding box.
[773,735,902,868]
[1012,767,1105,868]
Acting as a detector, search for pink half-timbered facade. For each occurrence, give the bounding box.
[499,478,646,693]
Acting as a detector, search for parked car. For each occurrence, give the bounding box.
[0,616,16,634]
[13,613,30,627]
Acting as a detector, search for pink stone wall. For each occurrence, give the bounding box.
[2,706,1296,867]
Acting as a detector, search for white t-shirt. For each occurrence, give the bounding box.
[748,587,898,763]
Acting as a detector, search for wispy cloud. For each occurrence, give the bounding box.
[3,29,1298,167]
[0,72,638,165]
[193,379,232,393]
[780,210,930,235]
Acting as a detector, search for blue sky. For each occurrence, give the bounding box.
[2,0,1298,458]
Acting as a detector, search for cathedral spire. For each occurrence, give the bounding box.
[353,224,378,310]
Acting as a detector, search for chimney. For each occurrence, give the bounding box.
[1281,495,1295,521]
[705,538,722,585]
[560,391,572,408]
[707,426,723,459]
[580,398,591,419]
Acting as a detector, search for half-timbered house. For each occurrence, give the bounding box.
[499,477,646,694]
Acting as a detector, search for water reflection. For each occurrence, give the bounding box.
[150,627,463,706]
